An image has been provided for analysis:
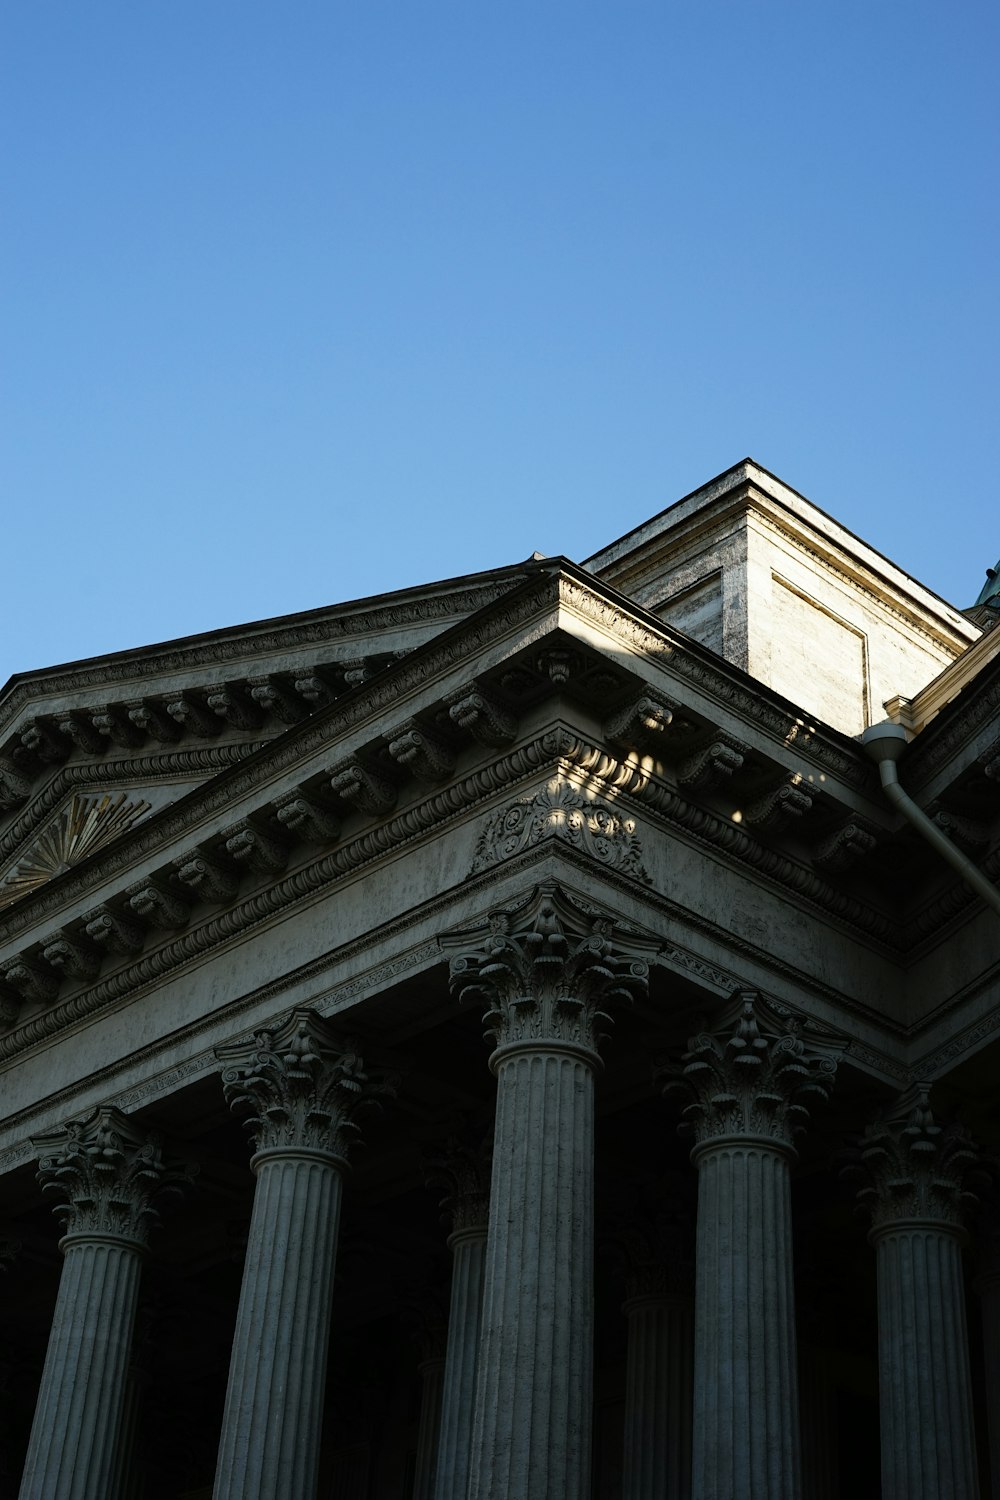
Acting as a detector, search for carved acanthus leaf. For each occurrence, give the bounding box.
[224,821,289,874]
[0,956,59,1003]
[812,821,877,873]
[174,851,239,903]
[85,905,145,954]
[604,694,677,748]
[56,714,106,756]
[125,701,182,743]
[445,685,517,746]
[743,779,813,830]
[166,696,219,737]
[32,1106,193,1249]
[207,689,265,731]
[217,1009,396,1161]
[91,708,145,748]
[658,990,841,1150]
[852,1085,979,1234]
[329,758,397,816]
[387,722,455,781]
[444,883,656,1055]
[273,793,341,843]
[127,880,191,929]
[677,737,746,791]
[424,1122,493,1238]
[471,778,651,885]
[42,934,101,980]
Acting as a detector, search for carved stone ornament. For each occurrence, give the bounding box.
[658,990,841,1152]
[216,1008,396,1164]
[31,1105,192,1251]
[424,1122,493,1238]
[606,1199,695,1302]
[853,1085,979,1235]
[471,778,651,884]
[0,792,152,911]
[444,883,657,1058]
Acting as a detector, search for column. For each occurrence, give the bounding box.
[617,1210,694,1500]
[18,1107,189,1500]
[413,1352,447,1500]
[854,1085,980,1500]
[426,1127,492,1500]
[978,1216,1000,1500]
[444,883,657,1500]
[212,1009,394,1500]
[659,990,841,1500]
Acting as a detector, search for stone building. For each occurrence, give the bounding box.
[0,458,998,1500]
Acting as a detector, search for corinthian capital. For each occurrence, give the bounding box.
[854,1085,979,1235]
[216,1008,395,1164]
[443,884,657,1058]
[31,1106,191,1251]
[659,991,841,1152]
[425,1120,493,1239]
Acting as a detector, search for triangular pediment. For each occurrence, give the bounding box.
[0,563,537,840]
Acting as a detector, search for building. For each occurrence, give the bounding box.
[0,458,998,1500]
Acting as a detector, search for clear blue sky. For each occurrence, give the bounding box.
[3,3,997,685]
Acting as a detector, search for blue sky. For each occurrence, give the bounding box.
[2,3,997,684]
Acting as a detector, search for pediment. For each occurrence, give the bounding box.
[0,565,536,830]
[0,790,155,913]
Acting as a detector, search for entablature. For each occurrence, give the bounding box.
[1,563,997,1067]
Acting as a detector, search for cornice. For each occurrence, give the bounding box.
[0,745,263,868]
[0,721,907,1063]
[556,575,875,790]
[0,575,528,723]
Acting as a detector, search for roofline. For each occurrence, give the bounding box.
[583,457,975,630]
[0,557,545,706]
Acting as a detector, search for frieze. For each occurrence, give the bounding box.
[471,779,651,885]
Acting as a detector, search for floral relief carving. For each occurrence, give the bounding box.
[217,1008,397,1163]
[32,1105,193,1249]
[471,779,651,884]
[658,990,842,1151]
[851,1085,979,1234]
[444,883,657,1055]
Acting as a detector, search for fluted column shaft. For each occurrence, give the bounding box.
[622,1292,693,1500]
[18,1106,186,1500]
[979,1268,1000,1500]
[413,1355,447,1500]
[445,884,657,1500]
[213,1010,391,1500]
[18,1236,142,1500]
[212,1150,344,1500]
[433,1228,488,1500]
[469,1043,597,1500]
[874,1221,979,1500]
[692,1138,800,1500]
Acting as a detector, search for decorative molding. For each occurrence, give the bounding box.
[0,745,262,871]
[0,727,908,1063]
[471,778,650,885]
[424,1121,493,1238]
[444,882,657,1056]
[217,1008,396,1162]
[0,792,152,912]
[32,1105,193,1249]
[658,990,842,1150]
[852,1085,979,1234]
